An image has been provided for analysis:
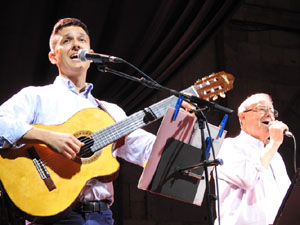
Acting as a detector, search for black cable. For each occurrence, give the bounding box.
[290,134,297,174]
[120,58,160,85]
[203,116,221,225]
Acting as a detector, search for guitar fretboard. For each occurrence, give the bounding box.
[90,86,198,152]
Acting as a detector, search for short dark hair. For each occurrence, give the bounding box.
[49,18,89,51]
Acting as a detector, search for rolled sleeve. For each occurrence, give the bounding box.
[0,87,36,148]
[0,117,33,148]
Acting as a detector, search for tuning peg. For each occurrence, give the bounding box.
[208,73,216,78]
[220,92,226,98]
[212,95,218,101]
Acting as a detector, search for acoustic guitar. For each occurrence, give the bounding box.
[0,71,234,222]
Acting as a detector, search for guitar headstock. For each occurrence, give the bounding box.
[193,71,234,100]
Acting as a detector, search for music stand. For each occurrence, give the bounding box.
[149,137,205,203]
[138,107,226,206]
[274,168,300,224]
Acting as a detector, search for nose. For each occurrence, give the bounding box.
[265,109,275,119]
[72,44,81,51]
[72,40,82,51]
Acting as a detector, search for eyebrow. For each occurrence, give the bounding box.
[255,105,273,108]
[63,32,87,38]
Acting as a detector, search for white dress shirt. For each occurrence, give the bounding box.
[215,131,290,225]
[0,75,156,203]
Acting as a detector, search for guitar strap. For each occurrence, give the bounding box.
[94,98,116,122]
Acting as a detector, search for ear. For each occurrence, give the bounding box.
[238,112,245,120]
[48,51,57,64]
[238,112,245,126]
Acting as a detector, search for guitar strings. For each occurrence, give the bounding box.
[76,96,180,157]
[41,87,197,163]
[75,84,199,156]
[73,104,163,157]
[39,107,158,165]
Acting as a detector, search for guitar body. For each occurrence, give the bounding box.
[0,108,120,221]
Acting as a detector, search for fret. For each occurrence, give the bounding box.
[91,86,196,152]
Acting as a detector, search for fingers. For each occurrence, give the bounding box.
[47,132,84,159]
[69,135,84,153]
[181,101,196,113]
[61,148,75,159]
[63,142,80,159]
[269,120,289,144]
[269,120,289,133]
[64,135,84,159]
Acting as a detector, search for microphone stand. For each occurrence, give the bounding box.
[97,64,230,225]
[177,109,221,225]
[97,65,233,114]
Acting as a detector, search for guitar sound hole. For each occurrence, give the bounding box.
[77,136,94,158]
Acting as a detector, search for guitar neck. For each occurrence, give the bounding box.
[91,86,198,152]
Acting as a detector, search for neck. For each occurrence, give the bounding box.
[60,72,87,93]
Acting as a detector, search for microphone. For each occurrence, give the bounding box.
[268,122,293,138]
[284,130,293,138]
[177,158,223,174]
[77,49,123,63]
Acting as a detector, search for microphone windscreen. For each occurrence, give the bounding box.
[78,49,89,61]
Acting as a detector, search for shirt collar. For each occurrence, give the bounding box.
[53,75,94,98]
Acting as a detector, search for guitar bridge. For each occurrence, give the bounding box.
[27,147,56,191]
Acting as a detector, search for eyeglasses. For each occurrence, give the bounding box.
[244,106,278,117]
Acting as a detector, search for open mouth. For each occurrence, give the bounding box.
[70,54,78,60]
[261,120,271,126]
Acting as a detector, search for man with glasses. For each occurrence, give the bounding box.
[215,93,291,225]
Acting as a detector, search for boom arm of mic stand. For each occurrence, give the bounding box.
[99,66,233,114]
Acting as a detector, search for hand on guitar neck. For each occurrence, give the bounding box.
[18,127,84,159]
[180,100,196,114]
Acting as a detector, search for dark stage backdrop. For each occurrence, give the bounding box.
[0,0,240,113]
[2,0,300,225]
[0,1,242,224]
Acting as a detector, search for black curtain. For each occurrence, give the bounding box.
[91,0,242,113]
[1,0,241,115]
